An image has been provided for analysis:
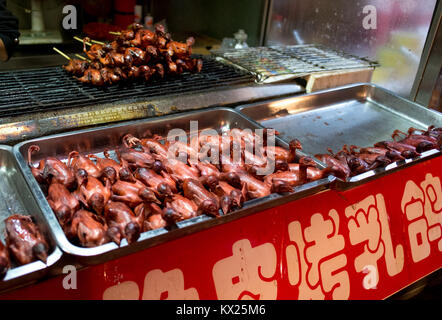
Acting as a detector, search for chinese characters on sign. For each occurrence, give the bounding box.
[401,174,442,262]
[286,210,348,299]
[345,194,404,289]
[212,239,278,300]
[101,170,441,300]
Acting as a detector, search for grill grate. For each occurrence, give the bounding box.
[211,44,378,83]
[0,55,254,117]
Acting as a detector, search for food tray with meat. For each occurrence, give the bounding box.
[13,108,334,265]
[0,146,63,292]
[236,83,442,187]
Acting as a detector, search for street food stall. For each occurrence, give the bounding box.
[0,0,440,300]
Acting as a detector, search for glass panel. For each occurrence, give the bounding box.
[266,0,437,97]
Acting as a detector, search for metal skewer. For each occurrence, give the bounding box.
[53,47,71,60]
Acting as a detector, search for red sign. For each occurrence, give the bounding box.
[2,156,441,300]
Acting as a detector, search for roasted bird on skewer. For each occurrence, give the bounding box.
[62,23,203,86]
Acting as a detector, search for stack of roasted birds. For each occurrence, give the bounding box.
[315,126,442,180]
[27,129,331,248]
[63,23,203,86]
[0,214,50,280]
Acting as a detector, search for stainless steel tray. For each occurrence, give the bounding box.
[13,107,332,265]
[236,83,442,187]
[0,145,63,293]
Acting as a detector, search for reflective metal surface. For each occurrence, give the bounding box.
[13,107,331,265]
[236,83,442,187]
[410,1,442,111]
[265,0,437,97]
[0,145,63,292]
[212,44,376,83]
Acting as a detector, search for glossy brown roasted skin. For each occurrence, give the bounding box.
[355,146,404,162]
[111,179,158,208]
[215,181,245,209]
[75,169,112,215]
[68,151,102,179]
[134,167,176,197]
[0,240,10,280]
[5,214,49,265]
[164,194,198,222]
[47,183,80,227]
[64,23,203,86]
[117,146,156,170]
[235,170,270,199]
[287,163,330,182]
[162,157,200,185]
[139,138,168,159]
[166,140,200,163]
[423,126,442,149]
[104,201,142,245]
[66,210,108,247]
[28,128,339,249]
[265,157,318,188]
[196,160,241,187]
[89,150,136,183]
[63,59,89,76]
[311,126,440,180]
[392,129,438,153]
[374,141,419,159]
[28,145,75,189]
[182,179,220,216]
[138,202,167,231]
[315,153,351,180]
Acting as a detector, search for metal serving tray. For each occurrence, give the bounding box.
[13,107,333,265]
[236,83,442,187]
[0,145,63,293]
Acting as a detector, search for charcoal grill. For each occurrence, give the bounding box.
[0,56,253,117]
[0,55,304,144]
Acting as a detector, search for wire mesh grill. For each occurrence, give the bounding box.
[211,44,377,83]
[0,55,255,117]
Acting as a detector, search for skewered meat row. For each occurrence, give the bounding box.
[27,128,331,248]
[63,23,203,86]
[314,125,441,180]
[0,214,50,280]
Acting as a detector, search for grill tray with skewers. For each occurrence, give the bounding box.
[59,23,203,87]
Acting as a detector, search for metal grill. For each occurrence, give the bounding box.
[211,44,378,83]
[0,56,254,117]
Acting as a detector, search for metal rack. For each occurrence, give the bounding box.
[212,44,378,83]
[0,56,255,118]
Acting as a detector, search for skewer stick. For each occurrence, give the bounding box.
[90,39,105,45]
[53,47,71,60]
[109,31,121,35]
[73,36,105,46]
[73,36,91,46]
[75,54,90,62]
